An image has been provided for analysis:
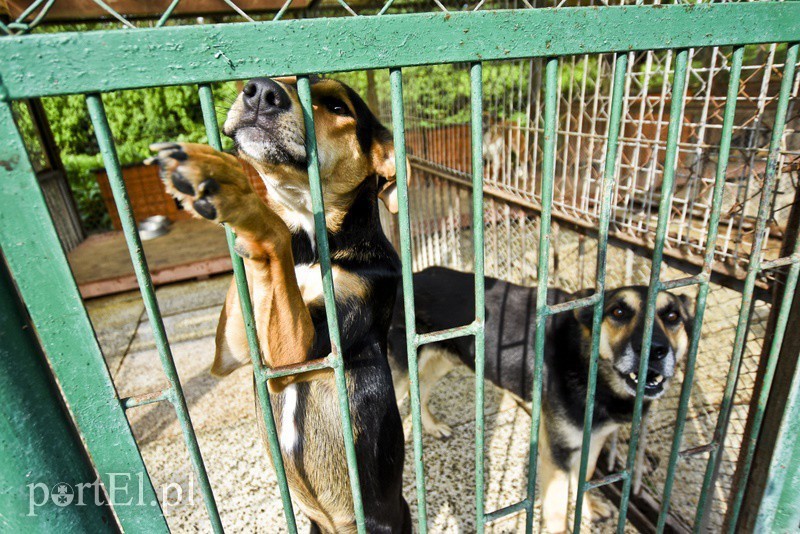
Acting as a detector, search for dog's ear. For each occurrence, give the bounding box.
[372,129,411,214]
[571,288,597,329]
[678,293,696,335]
[211,279,251,377]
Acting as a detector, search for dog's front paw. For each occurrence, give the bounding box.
[147,142,255,225]
[583,493,612,523]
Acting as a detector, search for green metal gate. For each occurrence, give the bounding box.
[1,2,800,533]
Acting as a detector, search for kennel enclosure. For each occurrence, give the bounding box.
[1,1,800,533]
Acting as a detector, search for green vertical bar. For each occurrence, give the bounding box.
[0,93,167,533]
[695,42,799,532]
[525,56,559,534]
[656,45,745,533]
[471,61,487,534]
[616,48,690,534]
[85,93,223,534]
[754,322,800,532]
[197,84,298,534]
[0,257,116,532]
[155,0,181,27]
[730,264,800,531]
[390,67,429,533]
[572,51,629,534]
[296,76,367,534]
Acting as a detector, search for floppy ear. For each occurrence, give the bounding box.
[371,131,411,214]
[211,279,251,377]
[571,288,597,329]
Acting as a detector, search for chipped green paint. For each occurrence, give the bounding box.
[0,98,168,532]
[85,94,223,533]
[0,259,115,532]
[1,4,800,98]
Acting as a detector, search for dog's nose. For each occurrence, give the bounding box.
[650,340,669,361]
[242,78,291,113]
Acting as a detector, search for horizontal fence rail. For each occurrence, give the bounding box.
[1,3,799,533]
[1,4,800,98]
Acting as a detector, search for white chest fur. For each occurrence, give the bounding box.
[279,383,300,453]
[294,264,324,304]
[263,178,316,248]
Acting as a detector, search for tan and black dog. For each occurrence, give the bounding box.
[148,77,409,533]
[387,267,693,532]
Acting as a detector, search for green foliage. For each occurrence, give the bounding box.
[10,102,49,171]
[40,85,219,231]
[62,154,110,231]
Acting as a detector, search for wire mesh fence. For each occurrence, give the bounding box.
[379,170,777,531]
[376,44,799,284]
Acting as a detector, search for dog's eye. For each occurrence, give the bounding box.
[611,306,627,320]
[321,97,351,117]
[663,310,680,324]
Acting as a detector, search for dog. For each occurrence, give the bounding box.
[387,266,693,532]
[148,76,410,533]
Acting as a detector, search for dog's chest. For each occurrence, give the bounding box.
[294,264,324,303]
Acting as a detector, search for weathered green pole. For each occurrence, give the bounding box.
[0,256,116,532]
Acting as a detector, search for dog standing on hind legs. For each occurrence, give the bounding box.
[149,76,410,533]
[388,267,693,532]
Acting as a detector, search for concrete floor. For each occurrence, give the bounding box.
[86,274,626,533]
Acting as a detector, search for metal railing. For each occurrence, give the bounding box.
[1,3,799,533]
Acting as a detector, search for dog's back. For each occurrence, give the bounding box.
[388,266,569,402]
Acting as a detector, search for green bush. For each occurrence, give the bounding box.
[40,85,224,231]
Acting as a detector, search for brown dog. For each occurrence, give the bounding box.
[149,76,409,533]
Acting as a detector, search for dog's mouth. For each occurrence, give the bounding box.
[227,123,306,168]
[619,370,666,398]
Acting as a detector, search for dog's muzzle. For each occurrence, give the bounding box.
[223,78,306,167]
[615,341,674,398]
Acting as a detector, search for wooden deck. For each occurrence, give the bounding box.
[68,218,232,299]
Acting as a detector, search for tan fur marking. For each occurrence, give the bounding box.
[597,290,641,360]
[540,424,571,534]
[418,347,458,438]
[656,292,691,361]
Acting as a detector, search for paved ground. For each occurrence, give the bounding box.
[86,274,627,533]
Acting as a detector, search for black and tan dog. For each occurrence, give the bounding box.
[387,267,693,532]
[148,77,409,533]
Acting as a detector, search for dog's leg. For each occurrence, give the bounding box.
[150,143,320,392]
[539,422,571,534]
[387,348,410,404]
[211,278,250,376]
[578,431,614,523]
[418,347,456,439]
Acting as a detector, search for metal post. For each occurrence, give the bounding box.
[0,256,116,532]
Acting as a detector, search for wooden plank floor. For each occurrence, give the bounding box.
[68,218,232,298]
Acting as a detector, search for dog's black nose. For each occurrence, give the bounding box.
[242,78,291,113]
[650,340,669,361]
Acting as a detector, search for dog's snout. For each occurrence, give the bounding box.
[632,338,669,361]
[650,340,669,361]
[242,78,291,114]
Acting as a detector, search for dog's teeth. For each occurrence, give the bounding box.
[654,375,664,385]
[629,373,637,381]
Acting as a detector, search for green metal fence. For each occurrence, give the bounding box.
[1,3,800,532]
